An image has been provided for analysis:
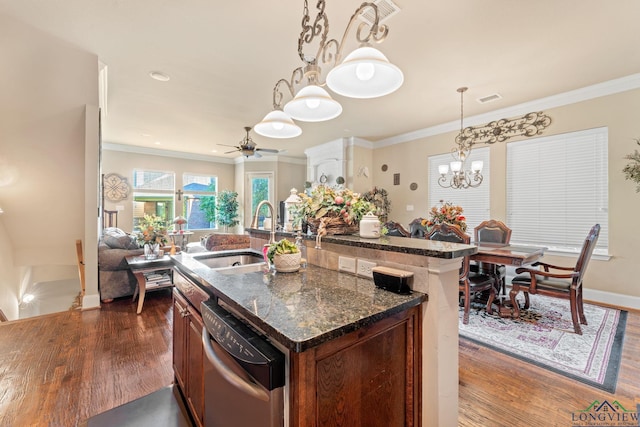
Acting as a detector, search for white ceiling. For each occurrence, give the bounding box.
[1,0,640,159]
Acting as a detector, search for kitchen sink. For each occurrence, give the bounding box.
[212,262,268,275]
[192,250,265,270]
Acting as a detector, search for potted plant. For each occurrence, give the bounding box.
[266,239,301,273]
[216,190,239,232]
[135,213,168,258]
[423,200,467,233]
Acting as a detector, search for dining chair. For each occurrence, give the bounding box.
[427,223,497,324]
[472,220,512,295]
[384,221,411,237]
[409,218,427,238]
[510,224,600,335]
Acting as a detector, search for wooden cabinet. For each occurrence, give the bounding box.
[172,269,210,427]
[289,306,421,427]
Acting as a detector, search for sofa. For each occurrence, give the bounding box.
[98,228,144,302]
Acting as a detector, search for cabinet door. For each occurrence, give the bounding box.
[186,306,204,427]
[172,290,188,391]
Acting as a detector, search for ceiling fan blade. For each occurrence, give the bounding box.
[218,143,239,148]
[224,149,239,154]
[255,148,280,154]
[253,151,262,158]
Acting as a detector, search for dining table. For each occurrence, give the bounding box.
[470,243,547,317]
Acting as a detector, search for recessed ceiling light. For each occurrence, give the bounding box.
[149,71,170,82]
[210,149,218,153]
[154,141,161,145]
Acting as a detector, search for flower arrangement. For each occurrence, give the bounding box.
[135,214,168,247]
[422,200,467,232]
[292,185,375,229]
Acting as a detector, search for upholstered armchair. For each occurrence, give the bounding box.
[510,224,600,335]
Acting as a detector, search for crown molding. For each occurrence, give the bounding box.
[233,155,306,165]
[103,142,236,164]
[375,73,640,147]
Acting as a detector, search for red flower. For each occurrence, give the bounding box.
[458,215,466,221]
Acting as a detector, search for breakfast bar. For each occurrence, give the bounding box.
[171,230,477,426]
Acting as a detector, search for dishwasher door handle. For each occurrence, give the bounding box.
[202,328,270,402]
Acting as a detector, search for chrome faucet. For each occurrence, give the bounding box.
[250,200,276,244]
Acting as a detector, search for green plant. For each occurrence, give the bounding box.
[623,137,640,192]
[198,183,217,225]
[266,238,299,263]
[216,190,239,230]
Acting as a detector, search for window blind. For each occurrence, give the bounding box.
[428,146,490,233]
[506,127,608,254]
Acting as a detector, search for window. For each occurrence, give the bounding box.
[132,169,175,230]
[428,146,491,233]
[506,127,608,255]
[183,173,217,230]
[246,172,273,227]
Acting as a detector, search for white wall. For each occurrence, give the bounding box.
[371,87,640,306]
[0,14,99,318]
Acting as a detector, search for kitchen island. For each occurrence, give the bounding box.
[172,231,477,426]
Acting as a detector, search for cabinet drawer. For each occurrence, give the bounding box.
[173,269,210,311]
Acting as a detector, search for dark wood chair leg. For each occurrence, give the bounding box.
[569,291,582,335]
[485,286,496,316]
[577,288,587,325]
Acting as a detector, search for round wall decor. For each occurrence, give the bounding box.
[410,182,418,191]
[381,164,388,172]
[103,173,130,202]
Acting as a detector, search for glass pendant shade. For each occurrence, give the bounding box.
[471,160,483,173]
[438,164,449,175]
[450,161,462,172]
[283,85,342,122]
[254,110,302,138]
[326,46,404,99]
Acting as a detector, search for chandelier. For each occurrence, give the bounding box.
[438,87,483,189]
[254,0,404,139]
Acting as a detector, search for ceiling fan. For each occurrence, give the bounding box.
[219,127,283,158]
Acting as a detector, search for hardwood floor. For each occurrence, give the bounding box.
[0,289,638,426]
[0,289,174,427]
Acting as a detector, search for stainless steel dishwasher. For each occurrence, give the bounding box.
[201,300,285,427]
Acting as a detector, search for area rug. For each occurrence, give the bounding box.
[458,294,627,393]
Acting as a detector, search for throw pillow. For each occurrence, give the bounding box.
[103,228,139,250]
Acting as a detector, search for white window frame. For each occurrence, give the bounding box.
[132,169,176,230]
[428,146,491,234]
[506,127,609,256]
[182,173,218,230]
[246,172,274,228]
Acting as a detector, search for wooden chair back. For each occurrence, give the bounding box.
[104,210,118,228]
[427,223,471,280]
[474,220,512,244]
[574,224,601,284]
[384,221,410,237]
[409,218,427,238]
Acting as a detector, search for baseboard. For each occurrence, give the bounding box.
[82,293,101,310]
[583,289,640,311]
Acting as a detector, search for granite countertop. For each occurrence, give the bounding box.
[249,228,478,258]
[172,251,426,353]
